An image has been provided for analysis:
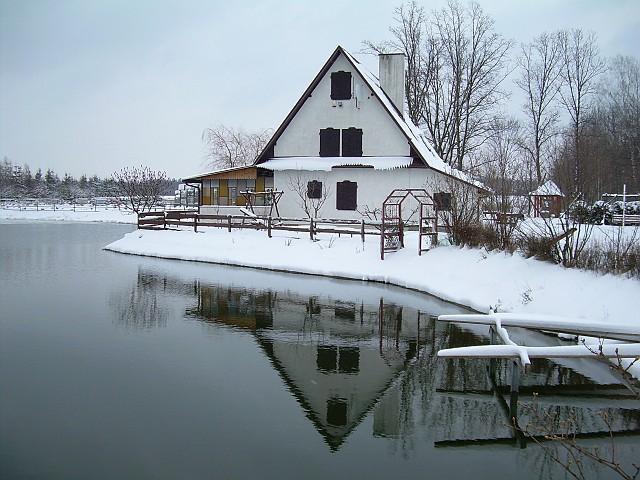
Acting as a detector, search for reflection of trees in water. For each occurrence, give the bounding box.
[109,270,170,330]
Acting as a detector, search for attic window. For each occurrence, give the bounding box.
[336,181,357,210]
[319,128,340,157]
[341,128,363,157]
[307,180,323,199]
[331,71,352,100]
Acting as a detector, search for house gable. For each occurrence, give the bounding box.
[253,45,487,192]
[268,51,410,159]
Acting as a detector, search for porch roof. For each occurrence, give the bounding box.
[258,156,413,172]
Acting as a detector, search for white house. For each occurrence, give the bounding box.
[186,46,484,219]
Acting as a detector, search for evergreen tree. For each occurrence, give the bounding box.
[44,169,59,196]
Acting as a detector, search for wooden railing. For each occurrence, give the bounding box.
[137,210,386,242]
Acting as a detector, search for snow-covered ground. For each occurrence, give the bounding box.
[105,227,640,332]
[520,217,639,245]
[0,206,136,224]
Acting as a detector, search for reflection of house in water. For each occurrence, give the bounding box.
[119,267,640,457]
[187,283,427,450]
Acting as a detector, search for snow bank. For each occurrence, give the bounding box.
[0,207,136,224]
[104,227,640,331]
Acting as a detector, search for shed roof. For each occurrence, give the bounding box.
[530,180,564,197]
[258,156,413,172]
[182,165,269,182]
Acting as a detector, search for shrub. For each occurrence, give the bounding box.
[518,234,556,262]
[451,222,501,250]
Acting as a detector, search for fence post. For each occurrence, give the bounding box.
[309,218,314,240]
[268,216,272,238]
[361,219,365,243]
[163,212,166,230]
[227,215,232,233]
[194,213,198,233]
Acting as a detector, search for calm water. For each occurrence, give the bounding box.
[1,221,639,479]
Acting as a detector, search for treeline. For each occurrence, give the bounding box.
[0,158,179,199]
[368,1,640,201]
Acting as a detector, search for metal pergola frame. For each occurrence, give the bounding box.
[380,188,438,260]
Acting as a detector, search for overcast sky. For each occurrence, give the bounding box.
[1,0,638,179]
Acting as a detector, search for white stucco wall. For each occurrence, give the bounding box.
[275,168,449,219]
[273,53,410,158]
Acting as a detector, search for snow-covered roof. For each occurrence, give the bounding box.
[181,165,261,182]
[530,180,564,197]
[259,156,413,172]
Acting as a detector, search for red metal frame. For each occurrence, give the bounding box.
[380,189,438,260]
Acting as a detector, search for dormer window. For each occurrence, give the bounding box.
[330,71,352,100]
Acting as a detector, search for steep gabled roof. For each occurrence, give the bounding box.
[530,180,564,197]
[254,45,486,190]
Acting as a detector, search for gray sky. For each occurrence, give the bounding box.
[1,0,638,178]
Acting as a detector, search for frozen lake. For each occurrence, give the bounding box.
[1,221,639,479]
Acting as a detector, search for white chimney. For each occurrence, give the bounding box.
[378,53,405,116]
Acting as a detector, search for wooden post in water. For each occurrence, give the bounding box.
[378,298,384,352]
[510,360,520,422]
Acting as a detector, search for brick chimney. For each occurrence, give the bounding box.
[378,53,405,116]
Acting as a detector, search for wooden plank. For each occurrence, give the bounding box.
[437,343,640,359]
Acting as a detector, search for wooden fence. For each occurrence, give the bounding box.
[138,210,385,242]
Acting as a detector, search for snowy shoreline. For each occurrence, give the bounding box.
[104,227,640,332]
[0,207,136,224]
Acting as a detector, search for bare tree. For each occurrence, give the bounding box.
[425,175,485,246]
[516,32,563,186]
[111,166,167,214]
[287,173,331,219]
[202,125,271,169]
[481,117,528,248]
[365,1,513,171]
[558,29,606,196]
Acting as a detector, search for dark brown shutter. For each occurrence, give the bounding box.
[341,128,362,157]
[319,128,340,157]
[307,180,322,199]
[336,181,357,210]
[330,71,352,100]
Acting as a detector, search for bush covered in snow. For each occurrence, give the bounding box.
[576,200,640,225]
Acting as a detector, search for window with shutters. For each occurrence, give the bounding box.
[341,128,363,157]
[330,71,351,100]
[307,180,322,199]
[336,181,357,210]
[319,128,340,157]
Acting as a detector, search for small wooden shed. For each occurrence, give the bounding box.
[529,180,564,217]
